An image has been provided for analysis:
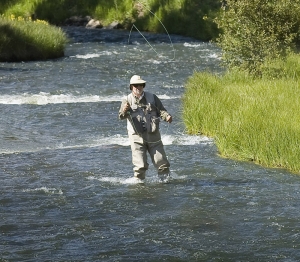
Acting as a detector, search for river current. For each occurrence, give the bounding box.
[1,27,300,261]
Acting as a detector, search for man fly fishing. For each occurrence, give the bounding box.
[119,75,173,183]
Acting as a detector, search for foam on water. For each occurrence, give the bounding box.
[209,53,221,59]
[0,93,119,105]
[183,42,203,47]
[72,51,113,59]
[87,172,185,185]
[0,134,211,155]
[121,94,178,102]
[23,187,63,195]
[65,134,212,148]
[98,134,213,147]
[161,134,213,145]
[88,176,146,185]
[74,54,101,59]
[0,93,178,105]
[148,59,162,64]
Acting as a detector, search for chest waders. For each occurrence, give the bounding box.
[125,92,171,180]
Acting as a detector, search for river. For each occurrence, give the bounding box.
[0,27,300,261]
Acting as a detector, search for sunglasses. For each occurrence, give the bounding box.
[132,84,144,87]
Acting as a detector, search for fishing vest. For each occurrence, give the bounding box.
[126,91,160,135]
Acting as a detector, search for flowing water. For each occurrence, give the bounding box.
[1,27,300,261]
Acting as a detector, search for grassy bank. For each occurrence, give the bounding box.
[0,15,67,62]
[182,54,300,173]
[0,0,221,41]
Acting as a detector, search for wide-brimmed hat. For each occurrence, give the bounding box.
[130,75,146,85]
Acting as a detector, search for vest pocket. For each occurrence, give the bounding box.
[131,115,145,134]
[146,115,160,133]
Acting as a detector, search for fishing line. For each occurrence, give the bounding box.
[124,1,175,143]
[127,1,175,61]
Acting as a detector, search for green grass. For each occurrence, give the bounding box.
[182,54,300,173]
[0,16,68,61]
[0,0,40,17]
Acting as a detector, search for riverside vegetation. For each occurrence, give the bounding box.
[183,0,300,173]
[183,55,300,173]
[0,0,220,41]
[0,15,67,62]
[0,0,220,61]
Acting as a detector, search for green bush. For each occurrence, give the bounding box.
[0,16,67,62]
[215,0,300,76]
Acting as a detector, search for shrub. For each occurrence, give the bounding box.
[215,0,300,76]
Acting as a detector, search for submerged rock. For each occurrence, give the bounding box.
[86,19,103,29]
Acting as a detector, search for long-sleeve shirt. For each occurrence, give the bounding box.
[119,92,170,121]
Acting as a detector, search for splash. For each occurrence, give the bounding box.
[23,187,63,195]
[0,134,212,155]
[87,172,186,185]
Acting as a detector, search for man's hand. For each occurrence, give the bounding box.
[166,115,172,123]
[123,102,131,113]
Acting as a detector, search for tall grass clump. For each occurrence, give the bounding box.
[182,54,300,173]
[0,0,41,18]
[0,15,68,62]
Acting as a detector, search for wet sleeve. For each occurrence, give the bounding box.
[153,94,171,121]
